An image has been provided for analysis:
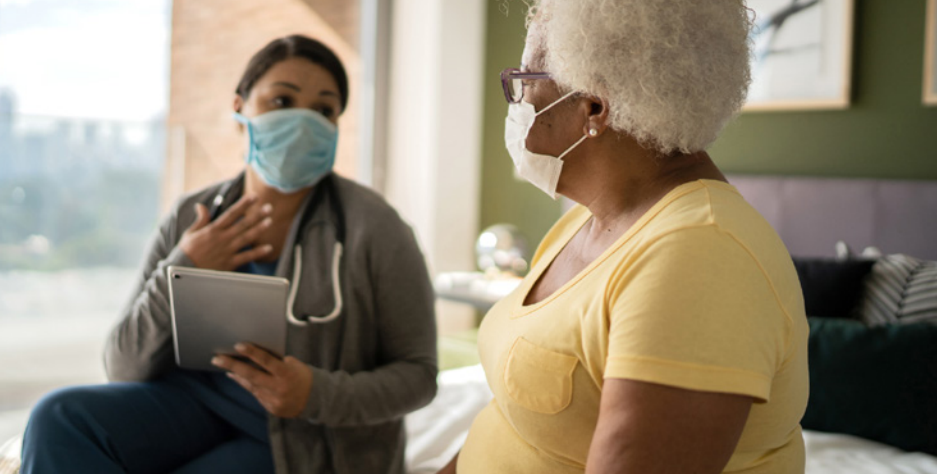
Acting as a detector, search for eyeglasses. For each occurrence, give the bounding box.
[501,68,552,104]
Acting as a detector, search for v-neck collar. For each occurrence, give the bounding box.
[511,179,736,318]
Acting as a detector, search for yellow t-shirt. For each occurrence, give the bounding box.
[458,180,809,473]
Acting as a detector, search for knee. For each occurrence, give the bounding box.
[25,386,102,438]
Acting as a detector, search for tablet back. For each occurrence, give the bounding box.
[167,266,289,371]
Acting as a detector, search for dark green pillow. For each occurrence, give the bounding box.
[803,317,937,455]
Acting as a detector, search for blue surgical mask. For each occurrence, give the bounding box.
[234,108,339,193]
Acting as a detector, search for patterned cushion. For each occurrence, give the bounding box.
[859,255,937,326]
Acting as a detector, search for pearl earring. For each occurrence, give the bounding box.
[589,128,598,137]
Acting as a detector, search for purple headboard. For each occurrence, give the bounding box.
[728,175,937,260]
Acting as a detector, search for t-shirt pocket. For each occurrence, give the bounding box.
[504,337,578,414]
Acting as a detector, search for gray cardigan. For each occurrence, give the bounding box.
[104,173,438,473]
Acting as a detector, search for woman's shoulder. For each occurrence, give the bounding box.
[332,175,401,217]
[638,180,776,246]
[331,174,414,236]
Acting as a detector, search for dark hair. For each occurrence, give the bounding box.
[235,35,349,113]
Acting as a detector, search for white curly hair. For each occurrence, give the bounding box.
[526,0,753,155]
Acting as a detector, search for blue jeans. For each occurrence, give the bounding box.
[20,371,275,474]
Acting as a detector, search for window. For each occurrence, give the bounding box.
[0,0,171,441]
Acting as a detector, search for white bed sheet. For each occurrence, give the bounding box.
[405,365,937,474]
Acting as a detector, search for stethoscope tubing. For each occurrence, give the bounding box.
[285,243,344,325]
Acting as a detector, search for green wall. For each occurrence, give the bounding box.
[711,0,937,177]
[479,3,560,246]
[479,0,937,245]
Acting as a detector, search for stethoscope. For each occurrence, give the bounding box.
[208,174,345,326]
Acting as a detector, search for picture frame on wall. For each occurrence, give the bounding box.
[925,0,937,105]
[744,0,855,111]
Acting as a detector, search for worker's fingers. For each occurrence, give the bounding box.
[224,202,273,241]
[228,215,273,252]
[227,372,276,401]
[212,194,257,229]
[229,245,274,269]
[212,354,276,388]
[235,343,289,378]
[186,203,211,233]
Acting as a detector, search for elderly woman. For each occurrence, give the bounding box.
[441,1,808,473]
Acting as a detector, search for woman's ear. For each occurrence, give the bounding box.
[583,95,610,138]
[233,95,245,133]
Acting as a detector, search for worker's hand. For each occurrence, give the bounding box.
[212,343,314,419]
[179,195,274,271]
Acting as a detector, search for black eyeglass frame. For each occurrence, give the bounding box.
[501,68,552,104]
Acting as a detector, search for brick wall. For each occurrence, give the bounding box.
[164,0,360,209]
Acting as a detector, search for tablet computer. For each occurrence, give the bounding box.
[167,265,289,372]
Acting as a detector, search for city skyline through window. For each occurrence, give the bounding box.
[0,0,172,443]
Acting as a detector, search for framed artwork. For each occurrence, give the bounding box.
[925,0,937,105]
[744,0,855,111]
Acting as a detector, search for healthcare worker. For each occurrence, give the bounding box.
[21,35,438,474]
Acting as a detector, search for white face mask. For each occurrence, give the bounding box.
[504,91,588,200]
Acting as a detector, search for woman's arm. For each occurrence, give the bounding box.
[586,378,752,474]
[105,195,278,381]
[103,207,190,382]
[299,213,439,427]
